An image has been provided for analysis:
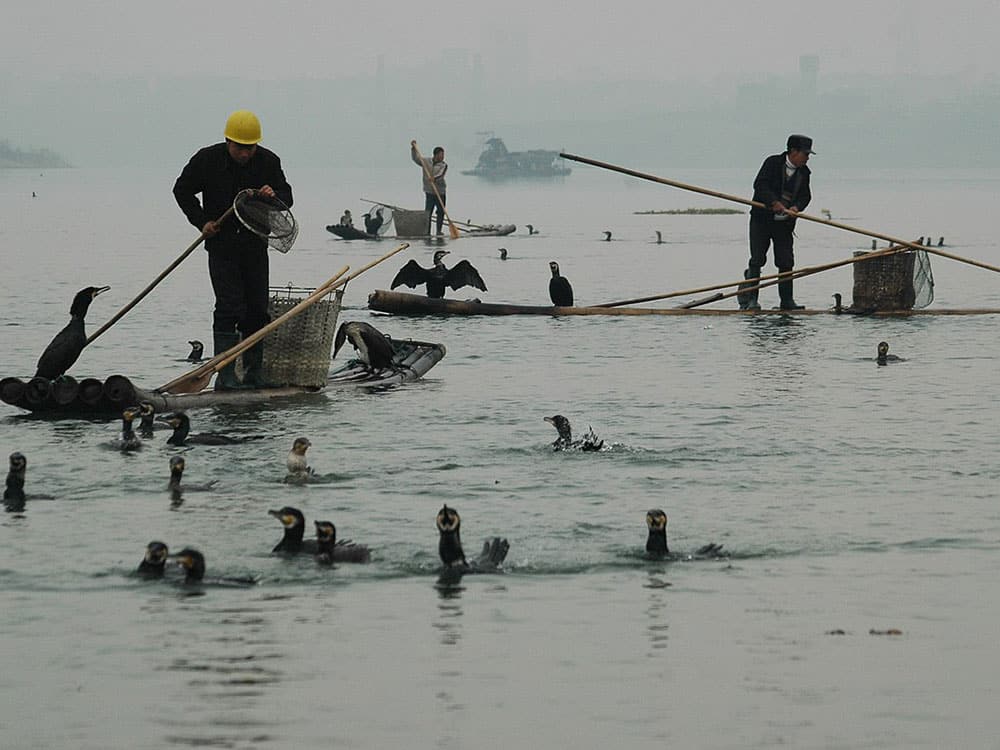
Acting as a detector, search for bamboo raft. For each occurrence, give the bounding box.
[368,290,1000,317]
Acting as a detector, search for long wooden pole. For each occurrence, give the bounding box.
[560,153,1000,274]
[597,245,908,308]
[87,207,235,345]
[413,141,460,240]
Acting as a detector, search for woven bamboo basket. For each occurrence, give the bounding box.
[852,251,916,311]
[393,208,430,238]
[258,286,343,387]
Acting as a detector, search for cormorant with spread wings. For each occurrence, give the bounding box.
[390,250,487,299]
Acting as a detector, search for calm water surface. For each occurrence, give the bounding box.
[1,164,999,749]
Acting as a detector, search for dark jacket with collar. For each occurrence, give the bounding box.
[749,152,811,221]
[173,142,293,253]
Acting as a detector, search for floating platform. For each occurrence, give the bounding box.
[1,339,445,416]
[368,290,1000,317]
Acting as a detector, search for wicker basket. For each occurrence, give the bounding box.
[393,208,430,238]
[259,287,343,387]
[852,251,916,311]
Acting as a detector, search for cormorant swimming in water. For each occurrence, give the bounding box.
[876,341,903,365]
[115,406,142,452]
[157,411,262,446]
[270,506,318,554]
[137,401,157,439]
[286,437,313,478]
[499,248,508,260]
[603,231,612,241]
[544,414,604,452]
[168,456,217,493]
[655,231,664,244]
[314,520,372,564]
[4,452,27,512]
[138,541,169,578]
[436,504,509,571]
[34,285,110,380]
[170,547,255,586]
[363,208,385,235]
[333,321,395,373]
[185,340,204,362]
[645,509,725,560]
[548,261,574,307]
[526,224,538,235]
[390,250,487,299]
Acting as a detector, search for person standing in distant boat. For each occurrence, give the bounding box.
[737,134,814,311]
[411,140,448,236]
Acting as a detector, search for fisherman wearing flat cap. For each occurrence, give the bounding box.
[737,134,815,311]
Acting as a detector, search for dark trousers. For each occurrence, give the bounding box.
[208,246,270,337]
[424,191,446,234]
[748,215,796,271]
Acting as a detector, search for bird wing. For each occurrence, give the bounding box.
[390,260,431,289]
[445,260,488,292]
[333,322,350,357]
[35,324,82,379]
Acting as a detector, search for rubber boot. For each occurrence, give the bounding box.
[213,331,244,391]
[737,266,762,310]
[242,342,267,389]
[778,274,805,310]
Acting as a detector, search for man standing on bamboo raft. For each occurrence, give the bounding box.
[411,140,448,236]
[737,134,814,311]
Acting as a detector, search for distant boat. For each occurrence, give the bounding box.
[461,137,571,179]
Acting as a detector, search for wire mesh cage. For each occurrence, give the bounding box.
[851,249,933,311]
[392,208,430,238]
[259,286,343,387]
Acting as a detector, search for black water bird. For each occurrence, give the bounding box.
[286,437,314,477]
[314,520,372,564]
[185,340,204,362]
[333,321,395,374]
[436,504,509,571]
[876,341,903,365]
[390,250,487,299]
[4,452,27,512]
[655,230,664,244]
[270,506,318,555]
[603,231,612,241]
[526,224,538,235]
[937,237,945,246]
[364,208,385,235]
[645,509,725,560]
[499,248,508,260]
[34,285,110,379]
[548,261,574,306]
[544,415,604,452]
[115,406,142,452]
[170,548,255,586]
[167,456,217,493]
[137,541,169,579]
[137,401,157,439]
[157,411,261,446]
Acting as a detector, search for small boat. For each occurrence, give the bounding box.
[326,224,379,241]
[329,338,445,387]
[458,222,516,237]
[461,137,571,179]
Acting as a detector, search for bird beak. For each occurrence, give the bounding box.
[543,416,555,425]
[93,286,111,297]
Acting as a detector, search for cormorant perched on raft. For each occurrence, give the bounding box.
[314,520,371,564]
[34,285,110,380]
[390,250,487,299]
[548,261,574,306]
[363,208,384,235]
[169,548,256,586]
[544,415,604,452]
[167,456,218,493]
[4,452,27,512]
[333,321,395,374]
[645,509,725,560]
[157,411,264,447]
[115,406,142,452]
[286,437,314,478]
[185,340,204,362]
[876,341,903,366]
[436,504,509,571]
[137,541,169,579]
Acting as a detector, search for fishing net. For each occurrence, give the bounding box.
[851,247,934,310]
[364,205,394,236]
[912,248,934,308]
[233,188,298,253]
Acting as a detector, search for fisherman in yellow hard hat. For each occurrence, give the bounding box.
[173,110,293,389]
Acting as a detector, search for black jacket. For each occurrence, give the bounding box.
[173,142,293,252]
[749,152,811,220]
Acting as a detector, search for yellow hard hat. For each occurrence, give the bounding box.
[223,110,262,145]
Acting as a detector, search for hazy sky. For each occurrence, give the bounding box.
[6,0,999,82]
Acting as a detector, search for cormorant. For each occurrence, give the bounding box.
[876,341,903,365]
[390,250,487,299]
[526,224,538,235]
[833,293,844,314]
[435,504,509,571]
[270,506,318,554]
[603,231,612,241]
[115,406,142,452]
[548,261,574,307]
[157,411,262,446]
[286,437,313,477]
[138,541,169,579]
[170,548,255,586]
[655,231,664,244]
[167,456,217,493]
[645,509,725,560]
[937,237,945,246]
[186,340,204,362]
[333,321,395,373]
[4,452,27,512]
[314,520,372,564]
[544,414,604,452]
[499,248,508,260]
[137,401,157,439]
[364,208,385,235]
[34,285,110,380]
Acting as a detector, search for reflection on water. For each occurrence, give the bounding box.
[433,574,465,646]
[643,569,672,655]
